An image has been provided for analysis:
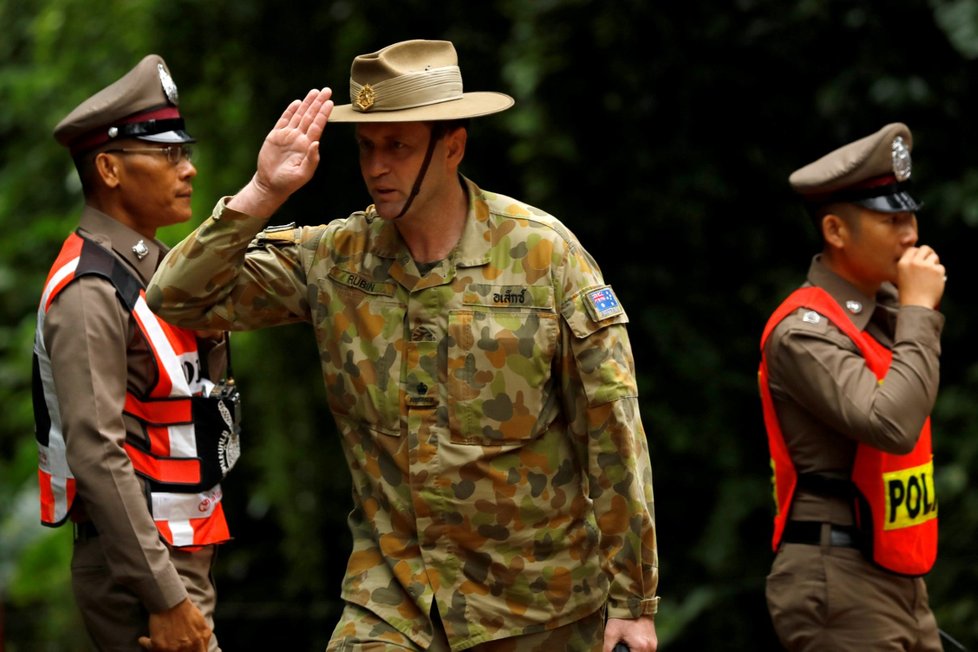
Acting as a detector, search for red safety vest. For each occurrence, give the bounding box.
[759,286,937,576]
[33,232,231,548]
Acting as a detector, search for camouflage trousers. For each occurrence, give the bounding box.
[326,601,605,651]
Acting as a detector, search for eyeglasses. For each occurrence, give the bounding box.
[104,144,194,165]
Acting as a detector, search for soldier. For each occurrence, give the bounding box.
[759,123,945,650]
[35,55,240,651]
[147,39,659,651]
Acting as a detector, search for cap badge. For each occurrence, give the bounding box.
[355,84,376,111]
[108,127,119,139]
[891,136,911,182]
[802,311,821,324]
[158,63,179,105]
[132,240,149,260]
[846,300,863,314]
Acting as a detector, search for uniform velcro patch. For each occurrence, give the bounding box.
[584,286,624,322]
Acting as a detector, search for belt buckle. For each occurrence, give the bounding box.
[828,526,856,548]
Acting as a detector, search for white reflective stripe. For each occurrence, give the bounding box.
[167,520,196,547]
[40,470,72,523]
[132,296,198,457]
[132,297,193,397]
[34,255,80,523]
[152,485,222,521]
[34,304,72,481]
[39,257,79,315]
[166,423,197,457]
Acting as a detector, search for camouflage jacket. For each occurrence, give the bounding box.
[147,177,659,650]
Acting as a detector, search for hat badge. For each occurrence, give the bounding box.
[158,63,179,105]
[355,84,376,111]
[891,136,911,182]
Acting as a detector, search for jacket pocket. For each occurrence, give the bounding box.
[447,307,558,444]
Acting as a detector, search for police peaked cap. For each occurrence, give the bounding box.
[54,54,194,157]
[789,123,922,213]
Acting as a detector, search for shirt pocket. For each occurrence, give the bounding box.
[447,306,558,444]
[317,269,404,436]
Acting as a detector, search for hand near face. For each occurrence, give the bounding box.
[897,245,945,309]
[255,88,334,196]
[229,87,334,218]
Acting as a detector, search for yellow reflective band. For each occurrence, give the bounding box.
[883,460,938,530]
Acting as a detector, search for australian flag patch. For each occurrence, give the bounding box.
[585,286,624,321]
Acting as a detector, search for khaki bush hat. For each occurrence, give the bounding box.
[54,54,194,157]
[789,122,922,213]
[329,39,514,123]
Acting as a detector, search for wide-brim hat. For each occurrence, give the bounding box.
[789,122,922,213]
[54,54,194,157]
[329,39,514,123]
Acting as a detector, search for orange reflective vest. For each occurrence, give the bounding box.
[33,232,233,548]
[759,286,937,576]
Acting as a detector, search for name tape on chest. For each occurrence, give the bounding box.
[328,267,396,297]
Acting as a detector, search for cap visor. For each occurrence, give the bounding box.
[138,129,195,144]
[853,191,922,213]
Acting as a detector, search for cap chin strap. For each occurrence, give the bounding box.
[393,124,444,221]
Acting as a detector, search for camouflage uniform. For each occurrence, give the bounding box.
[148,176,659,650]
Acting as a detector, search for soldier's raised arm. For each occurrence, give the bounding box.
[229,87,334,219]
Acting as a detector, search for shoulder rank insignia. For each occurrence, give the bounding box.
[802,310,821,324]
[263,222,297,233]
[586,286,623,321]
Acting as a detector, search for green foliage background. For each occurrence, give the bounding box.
[3,0,978,649]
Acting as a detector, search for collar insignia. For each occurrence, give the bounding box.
[132,240,149,260]
[845,300,863,314]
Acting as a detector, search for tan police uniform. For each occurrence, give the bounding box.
[762,124,943,651]
[147,40,660,652]
[38,55,225,651]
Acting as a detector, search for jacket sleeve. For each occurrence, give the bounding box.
[45,276,186,613]
[766,305,943,454]
[557,245,659,620]
[146,198,318,330]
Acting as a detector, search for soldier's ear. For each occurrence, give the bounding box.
[93,151,123,189]
[444,126,466,167]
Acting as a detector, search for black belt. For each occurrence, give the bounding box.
[73,520,99,540]
[782,521,860,549]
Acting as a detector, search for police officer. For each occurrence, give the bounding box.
[759,123,945,650]
[35,55,236,652]
[146,40,660,651]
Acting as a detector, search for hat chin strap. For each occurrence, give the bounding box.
[393,124,443,220]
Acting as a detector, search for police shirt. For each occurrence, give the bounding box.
[763,255,943,526]
[42,207,225,613]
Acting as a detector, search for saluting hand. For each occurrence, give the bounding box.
[897,245,945,309]
[228,87,334,219]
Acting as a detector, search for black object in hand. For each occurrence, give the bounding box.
[613,645,630,652]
